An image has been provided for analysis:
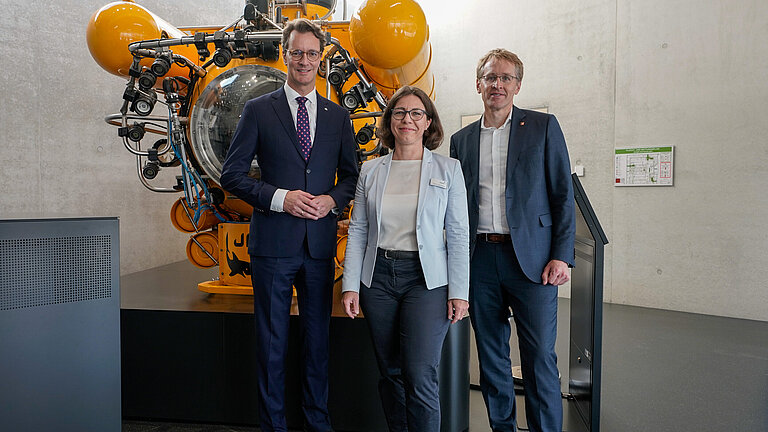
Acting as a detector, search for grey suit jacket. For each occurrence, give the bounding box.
[342,149,470,300]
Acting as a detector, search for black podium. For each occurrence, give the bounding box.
[565,174,608,432]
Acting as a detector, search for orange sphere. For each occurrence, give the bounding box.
[87,1,195,78]
[349,0,429,69]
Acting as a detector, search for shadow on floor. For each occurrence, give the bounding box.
[122,420,259,432]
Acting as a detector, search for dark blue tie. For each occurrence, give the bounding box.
[296,96,311,160]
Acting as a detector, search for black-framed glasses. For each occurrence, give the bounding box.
[480,74,519,84]
[391,108,428,121]
[286,49,321,61]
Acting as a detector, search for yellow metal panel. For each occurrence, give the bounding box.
[198,280,254,295]
[218,222,252,286]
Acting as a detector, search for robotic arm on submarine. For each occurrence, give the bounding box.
[86,0,435,294]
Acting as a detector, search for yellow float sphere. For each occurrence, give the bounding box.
[349,0,429,69]
[87,0,196,78]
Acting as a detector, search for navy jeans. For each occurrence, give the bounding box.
[469,240,561,432]
[360,253,450,432]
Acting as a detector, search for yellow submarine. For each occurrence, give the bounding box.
[86,0,435,296]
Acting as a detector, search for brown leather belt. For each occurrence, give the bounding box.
[377,248,420,260]
[477,233,511,244]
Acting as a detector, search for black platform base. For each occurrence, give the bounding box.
[121,262,470,432]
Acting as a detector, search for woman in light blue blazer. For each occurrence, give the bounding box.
[341,86,470,432]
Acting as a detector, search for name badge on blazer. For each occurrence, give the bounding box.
[430,178,447,188]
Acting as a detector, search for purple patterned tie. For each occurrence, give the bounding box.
[296,96,311,160]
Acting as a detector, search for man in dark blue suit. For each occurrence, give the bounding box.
[450,49,575,432]
[220,18,358,432]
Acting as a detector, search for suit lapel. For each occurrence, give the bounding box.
[373,154,393,235]
[271,89,304,160]
[416,149,433,220]
[308,92,329,162]
[467,121,481,210]
[505,106,527,178]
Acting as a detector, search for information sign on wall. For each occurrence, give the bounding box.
[614,146,674,186]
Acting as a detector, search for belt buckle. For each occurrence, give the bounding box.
[483,233,504,243]
[384,249,393,259]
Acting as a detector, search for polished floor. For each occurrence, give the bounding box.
[122,286,768,432]
[121,390,492,432]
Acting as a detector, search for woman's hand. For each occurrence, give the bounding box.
[447,299,469,324]
[342,291,360,319]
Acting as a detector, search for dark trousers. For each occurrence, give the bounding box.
[250,245,334,432]
[469,240,562,432]
[360,254,450,432]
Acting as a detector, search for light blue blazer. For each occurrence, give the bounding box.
[342,148,470,301]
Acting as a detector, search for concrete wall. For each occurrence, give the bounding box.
[1,0,766,321]
[0,0,242,274]
[408,0,768,322]
[611,0,768,321]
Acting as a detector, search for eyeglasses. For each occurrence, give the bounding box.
[480,74,519,84]
[391,108,428,121]
[286,49,321,62]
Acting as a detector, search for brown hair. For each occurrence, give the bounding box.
[476,48,524,81]
[281,18,325,52]
[377,86,444,151]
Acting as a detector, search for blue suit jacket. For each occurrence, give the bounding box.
[220,87,359,259]
[450,106,575,283]
[341,149,470,300]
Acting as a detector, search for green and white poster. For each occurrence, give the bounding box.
[614,147,674,186]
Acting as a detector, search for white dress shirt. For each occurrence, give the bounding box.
[477,110,513,234]
[270,84,318,212]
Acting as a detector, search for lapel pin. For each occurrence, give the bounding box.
[324,107,328,111]
[520,121,525,126]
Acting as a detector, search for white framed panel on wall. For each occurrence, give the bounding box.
[614,146,674,186]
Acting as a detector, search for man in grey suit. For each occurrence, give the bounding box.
[450,49,575,432]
